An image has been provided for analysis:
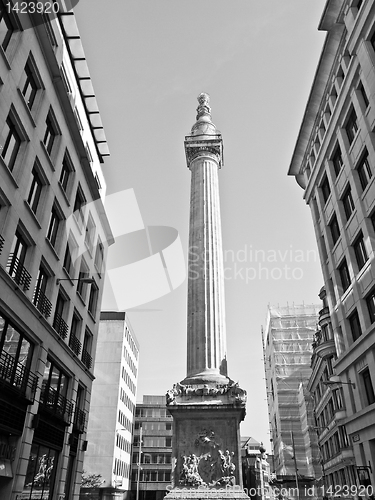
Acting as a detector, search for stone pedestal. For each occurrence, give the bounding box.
[164,383,247,500]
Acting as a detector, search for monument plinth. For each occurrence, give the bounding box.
[165,94,247,500]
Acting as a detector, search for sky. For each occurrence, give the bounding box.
[74,0,327,451]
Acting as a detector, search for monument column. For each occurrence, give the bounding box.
[165,94,248,500]
[184,92,227,385]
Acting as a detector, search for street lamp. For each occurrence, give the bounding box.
[322,375,356,389]
[56,277,95,285]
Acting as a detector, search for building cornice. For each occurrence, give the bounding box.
[288,25,345,185]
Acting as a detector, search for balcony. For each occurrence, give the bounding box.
[73,407,86,433]
[53,313,68,340]
[33,288,52,319]
[0,235,4,254]
[39,385,74,425]
[81,349,92,370]
[69,334,82,356]
[0,350,38,403]
[312,330,336,360]
[6,254,32,291]
[318,306,330,327]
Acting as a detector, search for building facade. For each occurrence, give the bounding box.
[263,305,322,493]
[289,0,375,492]
[0,6,113,500]
[131,396,172,500]
[241,437,271,500]
[82,312,139,498]
[308,287,357,495]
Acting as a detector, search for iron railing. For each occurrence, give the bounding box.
[0,350,38,402]
[6,254,32,291]
[69,334,82,356]
[39,385,74,425]
[33,288,52,319]
[0,443,16,461]
[53,313,68,340]
[0,235,4,254]
[81,349,92,370]
[73,407,86,433]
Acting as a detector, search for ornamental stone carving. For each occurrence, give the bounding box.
[178,430,236,487]
[166,380,247,406]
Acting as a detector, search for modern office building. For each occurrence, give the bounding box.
[288,0,375,490]
[81,312,139,499]
[0,6,113,500]
[263,304,322,493]
[131,395,173,500]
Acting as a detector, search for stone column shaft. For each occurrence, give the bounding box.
[185,154,227,383]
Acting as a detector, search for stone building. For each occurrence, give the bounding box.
[130,395,173,500]
[288,0,375,491]
[241,437,271,500]
[307,288,357,494]
[0,7,113,500]
[263,305,322,496]
[81,312,139,499]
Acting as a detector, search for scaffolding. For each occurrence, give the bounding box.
[262,304,322,491]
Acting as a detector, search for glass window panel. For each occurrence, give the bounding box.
[3,324,20,357]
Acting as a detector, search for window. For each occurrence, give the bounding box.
[0,312,34,390]
[349,309,362,342]
[82,329,93,370]
[329,213,340,245]
[321,175,331,204]
[95,173,101,191]
[46,204,61,248]
[20,58,39,110]
[345,108,358,144]
[338,259,351,292]
[63,236,77,277]
[85,214,95,255]
[342,185,355,221]
[42,358,69,405]
[88,284,98,317]
[59,152,73,193]
[0,4,14,51]
[27,167,43,214]
[353,231,368,270]
[366,289,375,324]
[358,81,369,109]
[73,107,83,130]
[332,145,344,177]
[77,259,89,301]
[73,185,86,227]
[7,230,31,290]
[361,368,375,406]
[53,293,68,339]
[94,237,104,274]
[33,264,51,318]
[69,313,82,356]
[85,142,93,164]
[357,151,372,190]
[43,110,58,155]
[60,64,72,94]
[0,115,21,171]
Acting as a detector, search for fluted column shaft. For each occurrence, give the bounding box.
[186,153,227,382]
